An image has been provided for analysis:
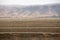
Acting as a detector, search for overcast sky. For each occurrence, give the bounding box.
[0,0,60,5]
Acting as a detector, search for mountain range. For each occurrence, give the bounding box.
[0,3,60,18]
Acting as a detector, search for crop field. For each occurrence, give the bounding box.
[0,18,60,40]
[0,33,60,40]
[0,18,60,27]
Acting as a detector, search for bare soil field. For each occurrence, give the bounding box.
[0,18,60,33]
[0,18,60,40]
[0,33,60,40]
[0,18,60,27]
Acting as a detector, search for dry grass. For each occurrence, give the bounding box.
[0,33,60,40]
[0,18,60,40]
[0,18,60,27]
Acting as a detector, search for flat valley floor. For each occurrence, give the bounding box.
[0,18,60,27]
[0,18,60,40]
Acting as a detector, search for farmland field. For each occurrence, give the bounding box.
[0,18,60,40]
[0,18,60,27]
[0,18,60,33]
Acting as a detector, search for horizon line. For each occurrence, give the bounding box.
[0,3,60,6]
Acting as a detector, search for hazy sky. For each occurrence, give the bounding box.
[0,0,60,5]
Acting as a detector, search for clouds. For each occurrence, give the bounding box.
[0,0,60,5]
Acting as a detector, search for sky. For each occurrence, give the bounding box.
[0,0,60,5]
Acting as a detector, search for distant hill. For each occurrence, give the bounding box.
[0,3,60,18]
